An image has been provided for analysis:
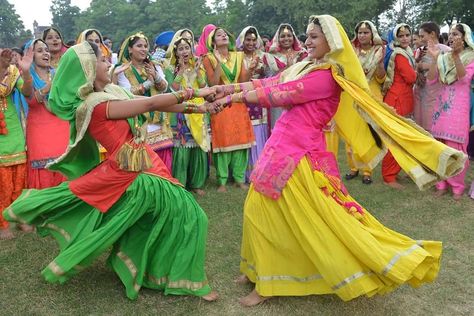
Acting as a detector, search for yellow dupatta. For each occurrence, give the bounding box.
[280,15,466,190]
[168,36,210,152]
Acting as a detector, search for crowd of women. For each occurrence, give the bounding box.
[0,14,472,306]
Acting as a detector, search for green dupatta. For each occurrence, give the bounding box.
[47,42,146,179]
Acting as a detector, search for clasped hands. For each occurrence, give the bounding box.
[193,85,234,114]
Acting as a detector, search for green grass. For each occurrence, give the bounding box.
[1,146,473,315]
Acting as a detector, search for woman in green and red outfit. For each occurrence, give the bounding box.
[0,47,33,239]
[3,41,219,300]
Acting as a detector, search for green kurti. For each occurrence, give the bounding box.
[0,76,26,167]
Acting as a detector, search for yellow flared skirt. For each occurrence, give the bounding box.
[240,157,442,301]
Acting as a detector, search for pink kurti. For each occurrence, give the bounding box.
[429,61,474,194]
[430,62,474,145]
[26,96,69,188]
[250,69,343,199]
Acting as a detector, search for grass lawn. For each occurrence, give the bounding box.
[1,146,473,315]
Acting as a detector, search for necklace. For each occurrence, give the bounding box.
[244,52,256,68]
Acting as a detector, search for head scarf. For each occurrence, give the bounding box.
[42,27,68,53]
[278,15,466,189]
[47,42,140,179]
[76,29,112,60]
[195,24,216,57]
[351,21,385,81]
[165,29,195,59]
[268,23,304,54]
[236,26,264,51]
[437,23,474,84]
[382,23,415,94]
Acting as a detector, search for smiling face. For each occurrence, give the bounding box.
[305,23,330,60]
[396,26,411,49]
[278,26,294,49]
[94,50,111,89]
[243,31,258,53]
[44,29,62,54]
[33,41,50,68]
[357,24,373,47]
[129,38,149,62]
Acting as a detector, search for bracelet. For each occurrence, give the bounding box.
[225,95,232,105]
[183,102,201,113]
[233,83,241,93]
[233,91,244,103]
[172,91,183,103]
[184,88,194,101]
[242,90,249,104]
[143,80,153,90]
[193,89,200,97]
[172,89,195,103]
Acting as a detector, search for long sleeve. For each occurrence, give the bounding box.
[395,54,416,85]
[254,69,339,108]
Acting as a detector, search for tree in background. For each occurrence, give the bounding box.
[0,0,32,47]
[50,0,81,42]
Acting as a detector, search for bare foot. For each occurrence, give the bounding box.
[201,291,219,302]
[384,181,404,189]
[0,228,14,240]
[217,185,227,193]
[453,193,463,201]
[434,189,448,197]
[17,224,35,232]
[234,274,250,285]
[235,183,249,190]
[239,289,270,307]
[192,188,206,196]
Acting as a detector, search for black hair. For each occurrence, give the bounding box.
[89,42,100,56]
[419,22,440,38]
[396,25,411,36]
[85,30,100,41]
[42,27,63,41]
[11,47,23,57]
[128,35,147,48]
[245,27,258,38]
[298,33,307,43]
[454,24,469,48]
